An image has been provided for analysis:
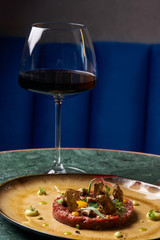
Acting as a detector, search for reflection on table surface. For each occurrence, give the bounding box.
[0,148,160,184]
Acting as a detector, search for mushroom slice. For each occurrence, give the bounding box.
[94,181,104,196]
[65,189,80,212]
[113,185,123,202]
[96,195,116,215]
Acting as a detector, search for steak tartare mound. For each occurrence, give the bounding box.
[53,178,134,230]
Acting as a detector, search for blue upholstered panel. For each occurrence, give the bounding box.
[0,37,34,150]
[32,92,91,148]
[1,37,160,155]
[89,42,150,152]
[145,45,160,155]
[61,93,91,147]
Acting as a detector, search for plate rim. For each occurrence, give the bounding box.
[0,173,160,240]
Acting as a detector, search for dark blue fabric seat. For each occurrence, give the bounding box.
[90,42,150,153]
[0,36,160,155]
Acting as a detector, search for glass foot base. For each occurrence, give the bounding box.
[48,166,86,174]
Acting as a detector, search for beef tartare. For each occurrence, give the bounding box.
[53,178,134,230]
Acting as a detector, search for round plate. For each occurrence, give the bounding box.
[0,174,160,240]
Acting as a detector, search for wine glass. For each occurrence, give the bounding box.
[19,22,97,173]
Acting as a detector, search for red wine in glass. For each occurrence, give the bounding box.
[19,69,96,96]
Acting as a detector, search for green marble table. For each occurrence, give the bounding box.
[0,148,160,239]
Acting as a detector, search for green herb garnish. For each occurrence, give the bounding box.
[88,178,96,194]
[38,187,46,195]
[56,198,63,204]
[88,201,99,208]
[56,193,65,204]
[146,209,160,221]
[81,206,106,219]
[81,198,87,202]
[104,185,111,196]
[148,209,154,218]
[114,200,126,215]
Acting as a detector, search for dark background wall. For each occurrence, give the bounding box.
[1,0,160,43]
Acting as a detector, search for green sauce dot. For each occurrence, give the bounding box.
[39,201,47,205]
[139,228,147,231]
[64,232,72,235]
[114,231,123,238]
[42,223,48,227]
[133,200,140,206]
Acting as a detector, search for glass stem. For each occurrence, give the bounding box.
[51,98,65,173]
[55,98,62,156]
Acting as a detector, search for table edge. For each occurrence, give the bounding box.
[0,147,160,158]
